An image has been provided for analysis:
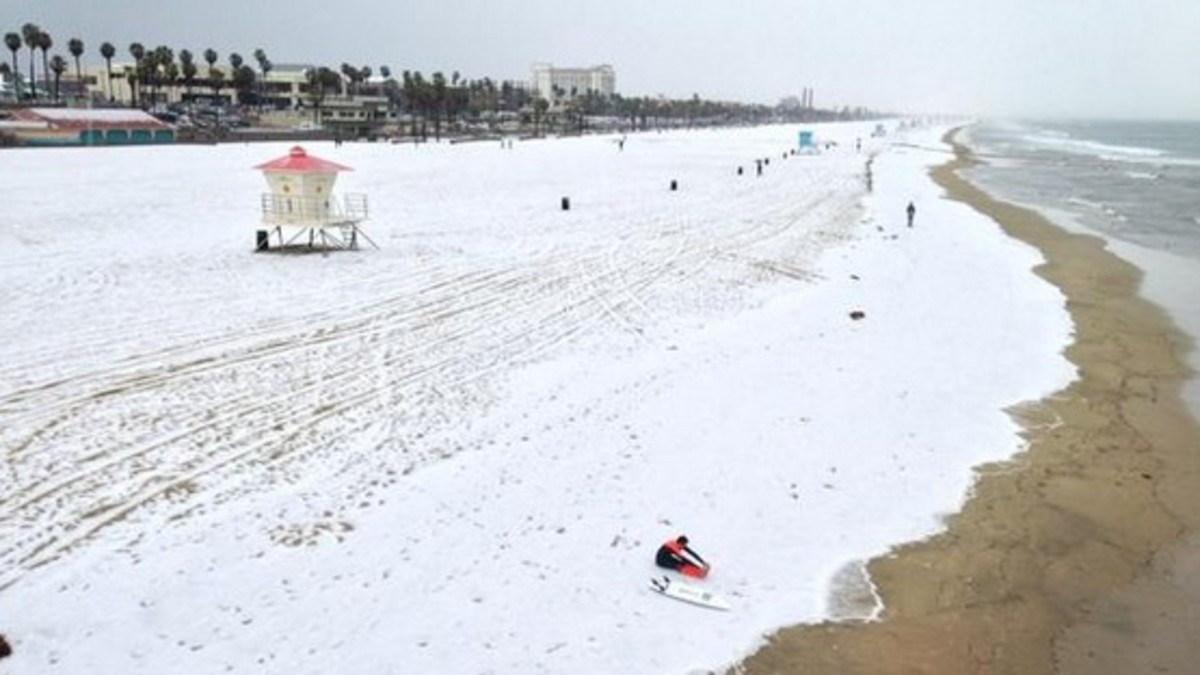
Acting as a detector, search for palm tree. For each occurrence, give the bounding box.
[99,41,115,101]
[533,97,549,137]
[181,59,198,99]
[49,54,66,101]
[178,49,195,97]
[379,66,401,117]
[68,38,84,84]
[431,71,447,141]
[128,42,145,107]
[35,31,52,100]
[150,46,174,106]
[21,23,40,100]
[402,70,418,137]
[209,67,225,101]
[231,64,255,105]
[4,33,20,93]
[253,48,272,109]
[304,66,341,126]
[359,65,372,98]
[228,52,243,104]
[203,48,217,78]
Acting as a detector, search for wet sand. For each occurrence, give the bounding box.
[737,133,1200,674]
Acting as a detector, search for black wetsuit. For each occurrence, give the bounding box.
[656,541,706,570]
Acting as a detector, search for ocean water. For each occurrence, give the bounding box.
[963,120,1200,258]
[961,119,1200,417]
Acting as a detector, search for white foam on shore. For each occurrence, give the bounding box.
[827,559,883,622]
[969,196,1200,423]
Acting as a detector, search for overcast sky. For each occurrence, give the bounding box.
[7,0,1200,119]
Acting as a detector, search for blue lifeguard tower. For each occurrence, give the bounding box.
[798,130,818,154]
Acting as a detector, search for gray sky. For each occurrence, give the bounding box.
[7,0,1200,119]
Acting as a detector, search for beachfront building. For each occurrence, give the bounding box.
[83,62,361,111]
[85,63,240,107]
[0,107,174,146]
[74,62,393,136]
[259,63,314,110]
[530,63,615,102]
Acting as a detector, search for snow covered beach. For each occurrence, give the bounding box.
[0,123,1076,673]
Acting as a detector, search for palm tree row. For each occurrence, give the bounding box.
[4,22,270,107]
[5,21,866,132]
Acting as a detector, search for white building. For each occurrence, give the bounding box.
[530,63,615,101]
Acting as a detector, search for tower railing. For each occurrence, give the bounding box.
[259,193,368,226]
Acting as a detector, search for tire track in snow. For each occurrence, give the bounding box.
[0,159,866,591]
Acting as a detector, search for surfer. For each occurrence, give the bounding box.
[655,535,709,578]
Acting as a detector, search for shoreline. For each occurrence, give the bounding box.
[738,130,1200,673]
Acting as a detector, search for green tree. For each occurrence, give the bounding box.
[228,52,242,85]
[35,30,52,99]
[304,66,341,125]
[99,42,115,101]
[178,49,195,96]
[532,97,549,137]
[128,42,145,107]
[403,70,420,137]
[380,66,402,118]
[181,59,198,98]
[21,23,40,100]
[232,64,255,104]
[68,37,84,83]
[203,48,217,77]
[209,67,225,101]
[4,33,20,94]
[253,48,272,109]
[340,62,359,96]
[228,53,243,103]
[431,71,447,141]
[150,45,174,106]
[49,54,66,101]
[410,71,431,140]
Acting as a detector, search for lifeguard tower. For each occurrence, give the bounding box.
[797,130,818,154]
[254,145,375,251]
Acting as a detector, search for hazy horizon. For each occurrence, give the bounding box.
[6,0,1199,120]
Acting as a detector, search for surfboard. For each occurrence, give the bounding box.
[649,576,732,611]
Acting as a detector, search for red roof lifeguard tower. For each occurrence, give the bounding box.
[253,146,375,251]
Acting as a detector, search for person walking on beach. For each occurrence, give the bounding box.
[906,201,916,227]
[656,535,710,578]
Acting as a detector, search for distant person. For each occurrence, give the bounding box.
[906,201,916,227]
[656,535,710,578]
